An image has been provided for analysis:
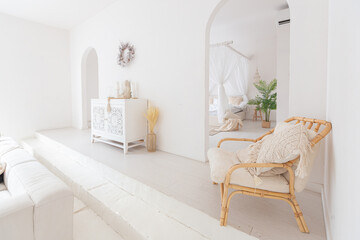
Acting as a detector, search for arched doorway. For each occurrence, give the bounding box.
[81,48,99,129]
[205,0,290,153]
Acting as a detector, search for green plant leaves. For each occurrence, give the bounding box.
[248,78,277,122]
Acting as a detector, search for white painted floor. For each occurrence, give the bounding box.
[74,198,124,240]
[36,123,326,240]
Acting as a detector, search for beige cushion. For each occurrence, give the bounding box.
[208,148,290,193]
[228,96,243,106]
[247,122,313,178]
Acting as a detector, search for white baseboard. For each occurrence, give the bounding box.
[305,182,322,193]
[321,186,332,240]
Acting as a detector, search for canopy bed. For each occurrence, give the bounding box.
[209,41,250,130]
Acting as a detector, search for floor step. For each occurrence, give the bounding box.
[22,133,255,240]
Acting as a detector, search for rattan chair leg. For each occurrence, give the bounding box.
[220,185,229,226]
[220,183,224,202]
[223,190,238,226]
[287,199,306,233]
[292,197,309,233]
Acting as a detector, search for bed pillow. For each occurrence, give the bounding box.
[209,96,215,105]
[245,122,313,178]
[228,96,243,106]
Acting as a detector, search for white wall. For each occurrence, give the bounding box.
[288,0,328,119]
[288,0,329,190]
[70,0,219,161]
[276,9,290,122]
[0,13,72,140]
[210,15,278,121]
[325,0,360,239]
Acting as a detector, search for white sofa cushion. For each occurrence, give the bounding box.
[1,148,36,168]
[0,194,34,240]
[10,160,74,240]
[208,148,290,193]
[12,161,72,205]
[0,137,21,157]
[0,189,10,199]
[0,143,73,240]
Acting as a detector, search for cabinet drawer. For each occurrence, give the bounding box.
[92,104,106,131]
[105,104,124,137]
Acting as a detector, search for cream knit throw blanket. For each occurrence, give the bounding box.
[212,112,244,133]
[246,122,313,179]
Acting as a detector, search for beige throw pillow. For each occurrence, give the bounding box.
[246,122,313,178]
[259,129,318,177]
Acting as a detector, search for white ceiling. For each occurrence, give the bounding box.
[213,0,288,27]
[0,0,119,29]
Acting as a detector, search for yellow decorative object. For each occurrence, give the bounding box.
[144,106,159,134]
[144,105,159,152]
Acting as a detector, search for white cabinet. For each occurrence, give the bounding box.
[91,99,147,153]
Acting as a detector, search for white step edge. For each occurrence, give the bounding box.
[23,133,257,240]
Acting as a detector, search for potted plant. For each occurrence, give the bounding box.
[248,79,277,128]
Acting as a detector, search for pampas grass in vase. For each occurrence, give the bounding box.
[144,106,159,152]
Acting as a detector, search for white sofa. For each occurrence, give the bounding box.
[0,137,73,240]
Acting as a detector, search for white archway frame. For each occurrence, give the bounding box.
[81,47,99,129]
[204,0,229,158]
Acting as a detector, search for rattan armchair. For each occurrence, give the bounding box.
[215,117,332,233]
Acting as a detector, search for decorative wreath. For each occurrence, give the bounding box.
[118,42,135,67]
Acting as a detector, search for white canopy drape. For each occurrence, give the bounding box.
[209,46,249,122]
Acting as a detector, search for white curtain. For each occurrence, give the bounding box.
[209,46,249,123]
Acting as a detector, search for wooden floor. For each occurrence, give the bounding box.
[35,123,326,240]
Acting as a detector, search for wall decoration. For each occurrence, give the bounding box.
[118,80,131,99]
[118,42,135,67]
[253,68,261,83]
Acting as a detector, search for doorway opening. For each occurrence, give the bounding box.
[205,0,290,152]
[81,48,99,129]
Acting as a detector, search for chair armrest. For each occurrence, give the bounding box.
[226,162,290,176]
[217,138,257,148]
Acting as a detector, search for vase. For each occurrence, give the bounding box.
[146,133,156,152]
[262,120,271,128]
